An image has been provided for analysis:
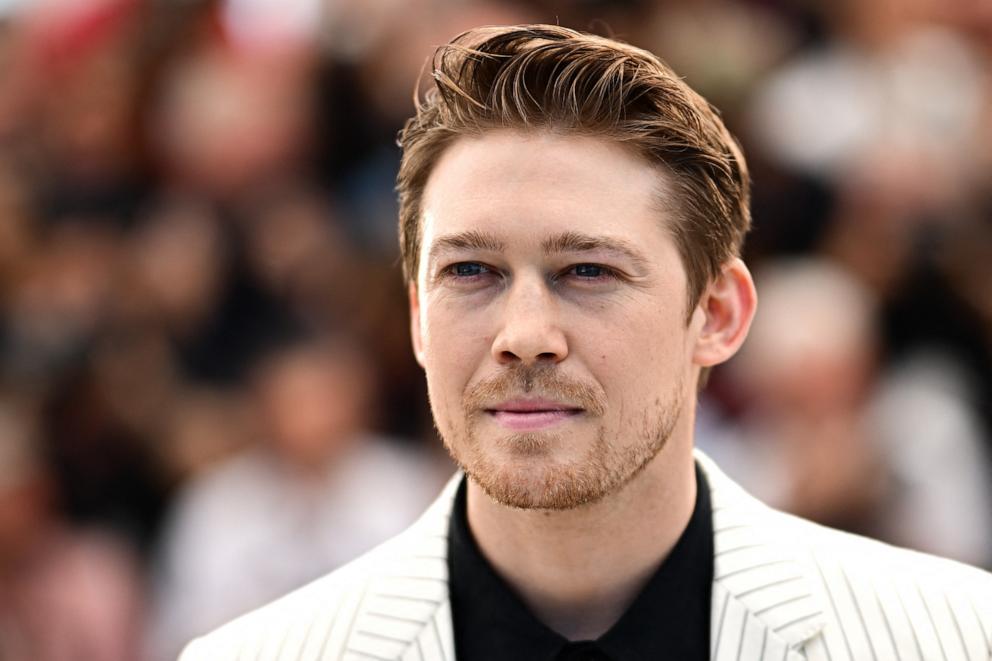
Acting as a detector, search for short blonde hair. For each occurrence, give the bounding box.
[396,24,751,316]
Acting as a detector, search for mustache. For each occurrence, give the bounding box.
[463,363,607,417]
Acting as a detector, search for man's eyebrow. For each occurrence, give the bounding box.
[542,231,650,267]
[426,230,650,268]
[428,230,505,264]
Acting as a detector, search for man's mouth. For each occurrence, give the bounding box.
[485,398,584,432]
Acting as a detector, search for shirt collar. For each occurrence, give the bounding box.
[447,462,714,661]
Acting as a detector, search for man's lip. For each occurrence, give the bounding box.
[485,402,584,432]
[485,398,583,413]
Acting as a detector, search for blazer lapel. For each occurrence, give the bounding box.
[339,476,460,661]
[699,450,827,661]
[338,454,829,661]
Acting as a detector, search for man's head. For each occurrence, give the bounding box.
[398,25,756,510]
[398,24,751,316]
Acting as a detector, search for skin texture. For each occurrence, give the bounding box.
[409,130,756,639]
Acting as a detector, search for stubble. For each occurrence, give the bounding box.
[435,363,684,510]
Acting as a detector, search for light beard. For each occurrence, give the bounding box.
[436,364,685,510]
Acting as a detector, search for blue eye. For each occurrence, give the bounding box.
[449,262,490,277]
[571,264,612,278]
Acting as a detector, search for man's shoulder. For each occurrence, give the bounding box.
[177,539,383,660]
[791,511,992,657]
[178,476,461,661]
[701,448,992,587]
[700,451,992,656]
[781,502,992,598]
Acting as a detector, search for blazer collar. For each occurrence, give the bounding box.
[339,474,461,660]
[698,450,828,659]
[343,452,827,660]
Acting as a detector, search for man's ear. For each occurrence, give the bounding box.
[692,258,757,367]
[409,281,426,368]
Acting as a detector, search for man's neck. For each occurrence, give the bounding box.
[465,437,697,641]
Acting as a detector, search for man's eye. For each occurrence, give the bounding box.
[447,262,491,278]
[570,264,613,279]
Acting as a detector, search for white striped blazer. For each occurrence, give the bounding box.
[179,451,992,660]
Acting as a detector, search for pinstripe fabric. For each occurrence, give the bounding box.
[180,451,992,660]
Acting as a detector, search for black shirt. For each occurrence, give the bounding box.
[447,463,714,661]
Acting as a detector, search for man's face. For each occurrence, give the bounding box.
[411,130,706,510]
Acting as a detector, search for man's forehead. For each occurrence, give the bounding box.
[421,130,671,212]
[423,134,673,205]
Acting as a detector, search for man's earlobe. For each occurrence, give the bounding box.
[409,282,426,368]
[692,258,757,367]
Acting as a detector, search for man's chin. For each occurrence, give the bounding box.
[466,460,614,511]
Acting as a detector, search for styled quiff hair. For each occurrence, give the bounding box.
[396,24,751,315]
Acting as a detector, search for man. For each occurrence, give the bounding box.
[181,25,992,661]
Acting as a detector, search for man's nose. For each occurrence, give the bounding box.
[490,278,568,366]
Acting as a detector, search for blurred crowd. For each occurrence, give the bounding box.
[0,0,989,659]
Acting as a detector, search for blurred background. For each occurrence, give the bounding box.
[0,0,989,658]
